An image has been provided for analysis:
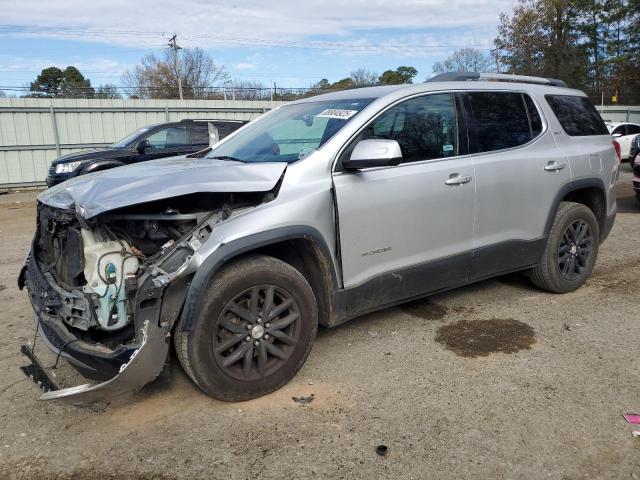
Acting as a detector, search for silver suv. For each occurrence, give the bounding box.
[19,73,619,403]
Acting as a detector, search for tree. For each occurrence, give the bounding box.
[232,80,268,100]
[494,0,640,102]
[95,84,122,99]
[29,66,94,98]
[60,66,94,98]
[122,47,227,99]
[432,48,494,75]
[312,78,331,90]
[330,77,355,89]
[350,68,378,86]
[30,67,63,97]
[378,66,418,85]
[312,70,377,92]
[494,0,587,87]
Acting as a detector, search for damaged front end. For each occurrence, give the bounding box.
[18,190,273,404]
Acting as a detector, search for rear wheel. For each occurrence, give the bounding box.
[529,201,599,293]
[175,255,317,401]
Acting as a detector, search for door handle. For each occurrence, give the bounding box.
[445,174,472,186]
[544,161,566,172]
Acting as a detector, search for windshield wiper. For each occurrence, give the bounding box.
[208,155,246,163]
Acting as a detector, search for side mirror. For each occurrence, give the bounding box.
[343,139,402,170]
[136,139,151,153]
[611,133,623,138]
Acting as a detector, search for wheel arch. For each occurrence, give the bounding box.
[545,178,608,242]
[81,159,126,174]
[178,226,339,333]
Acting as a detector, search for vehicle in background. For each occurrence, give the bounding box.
[20,73,618,404]
[606,122,640,160]
[629,133,640,163]
[46,119,248,186]
[630,135,640,203]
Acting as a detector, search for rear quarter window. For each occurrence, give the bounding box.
[545,95,608,136]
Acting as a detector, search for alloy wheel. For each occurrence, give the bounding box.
[212,285,301,381]
[557,219,594,280]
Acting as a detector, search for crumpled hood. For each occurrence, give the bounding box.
[39,157,287,219]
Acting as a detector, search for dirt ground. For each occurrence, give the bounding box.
[0,165,639,480]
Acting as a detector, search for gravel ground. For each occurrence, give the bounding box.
[0,165,639,480]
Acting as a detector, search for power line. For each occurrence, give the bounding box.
[0,24,494,52]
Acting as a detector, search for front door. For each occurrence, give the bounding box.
[138,124,193,162]
[333,93,476,303]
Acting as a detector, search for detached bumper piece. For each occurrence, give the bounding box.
[20,344,60,393]
[19,318,169,404]
[19,250,170,405]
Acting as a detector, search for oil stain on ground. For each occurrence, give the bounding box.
[401,298,474,321]
[435,318,535,358]
[401,299,449,320]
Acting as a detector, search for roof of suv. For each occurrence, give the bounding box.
[291,80,584,105]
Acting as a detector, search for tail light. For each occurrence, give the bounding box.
[612,140,622,163]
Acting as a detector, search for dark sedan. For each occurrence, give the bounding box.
[46,119,247,186]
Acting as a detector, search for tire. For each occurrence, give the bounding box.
[174,254,318,401]
[529,201,600,293]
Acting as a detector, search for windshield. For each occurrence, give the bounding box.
[110,126,154,148]
[206,99,373,163]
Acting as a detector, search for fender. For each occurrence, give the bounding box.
[81,159,126,174]
[543,177,611,241]
[178,226,338,333]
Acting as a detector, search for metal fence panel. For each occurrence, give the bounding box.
[0,98,283,187]
[595,106,640,123]
[1,98,638,188]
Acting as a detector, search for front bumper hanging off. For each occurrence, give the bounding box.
[20,318,169,403]
[18,248,171,404]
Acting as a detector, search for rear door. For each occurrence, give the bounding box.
[189,122,212,150]
[333,93,476,296]
[465,91,571,279]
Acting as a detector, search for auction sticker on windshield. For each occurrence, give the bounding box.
[316,109,359,120]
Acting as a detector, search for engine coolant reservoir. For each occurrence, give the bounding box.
[81,229,139,331]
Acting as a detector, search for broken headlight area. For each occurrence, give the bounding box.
[19,191,267,402]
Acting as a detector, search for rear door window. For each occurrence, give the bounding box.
[190,123,210,145]
[467,92,536,152]
[545,95,608,136]
[358,93,459,163]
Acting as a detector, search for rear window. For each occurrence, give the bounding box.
[467,92,539,153]
[545,95,608,136]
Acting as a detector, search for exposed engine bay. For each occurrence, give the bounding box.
[32,192,267,342]
[18,158,288,403]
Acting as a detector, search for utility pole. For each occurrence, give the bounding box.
[168,34,184,100]
[490,48,501,74]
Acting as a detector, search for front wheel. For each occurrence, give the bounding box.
[529,201,599,293]
[175,254,317,401]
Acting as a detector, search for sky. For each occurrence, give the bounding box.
[0,0,518,96]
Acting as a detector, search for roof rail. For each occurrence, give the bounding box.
[427,72,567,88]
